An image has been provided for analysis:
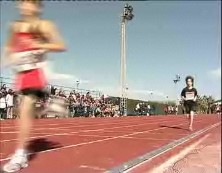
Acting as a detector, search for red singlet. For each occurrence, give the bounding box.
[12,32,47,91]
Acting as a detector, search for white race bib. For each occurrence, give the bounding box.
[10,50,46,72]
[185,92,195,100]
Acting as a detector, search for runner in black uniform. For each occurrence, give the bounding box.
[181,76,198,131]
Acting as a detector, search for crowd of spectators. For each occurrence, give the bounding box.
[0,84,17,120]
[0,84,120,120]
[210,102,221,115]
[164,105,178,115]
[45,86,120,118]
[215,103,221,114]
[1,83,221,119]
[134,102,155,116]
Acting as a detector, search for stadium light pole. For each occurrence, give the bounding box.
[76,80,80,90]
[166,95,169,105]
[125,85,129,115]
[120,4,134,116]
[148,91,153,101]
[173,74,180,105]
[150,92,153,99]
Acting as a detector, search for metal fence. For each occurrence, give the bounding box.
[0,76,102,99]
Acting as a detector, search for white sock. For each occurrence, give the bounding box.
[15,149,27,156]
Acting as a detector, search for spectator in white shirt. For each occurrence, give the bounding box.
[136,103,140,111]
[6,89,14,119]
[147,104,151,116]
[0,92,7,120]
[1,84,7,94]
[175,105,178,115]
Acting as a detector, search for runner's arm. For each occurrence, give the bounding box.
[36,20,66,52]
[181,89,186,101]
[193,88,198,102]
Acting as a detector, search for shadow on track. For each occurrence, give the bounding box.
[159,125,189,131]
[27,138,63,161]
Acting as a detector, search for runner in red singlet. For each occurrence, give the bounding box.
[2,1,66,172]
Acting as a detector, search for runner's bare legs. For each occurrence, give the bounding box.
[3,0,66,172]
[17,95,37,150]
[189,111,194,131]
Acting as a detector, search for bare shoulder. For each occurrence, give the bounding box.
[38,19,64,42]
[39,19,57,30]
[10,20,22,32]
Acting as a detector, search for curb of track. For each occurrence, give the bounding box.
[106,122,221,173]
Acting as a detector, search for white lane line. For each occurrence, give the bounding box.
[120,136,176,141]
[79,165,106,171]
[0,119,184,143]
[0,132,19,134]
[0,121,190,162]
[0,116,180,132]
[122,122,221,173]
[78,134,176,141]
[0,116,173,129]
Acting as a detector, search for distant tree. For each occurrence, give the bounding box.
[207,95,215,113]
[196,95,215,114]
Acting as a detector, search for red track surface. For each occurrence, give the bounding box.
[0,115,220,173]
